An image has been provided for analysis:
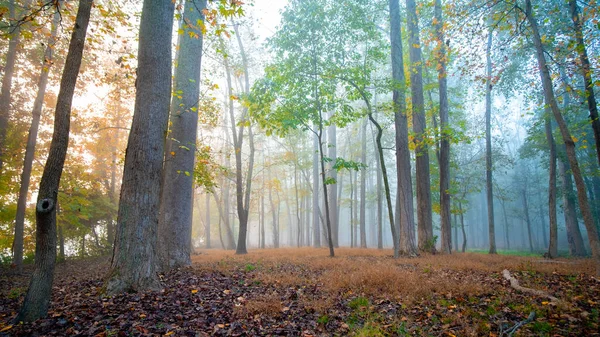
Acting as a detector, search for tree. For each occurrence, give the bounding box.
[15,0,93,322]
[406,0,434,253]
[159,0,207,270]
[524,0,600,275]
[544,107,558,258]
[12,7,60,272]
[105,0,175,294]
[484,24,496,254]
[435,0,451,254]
[390,0,418,256]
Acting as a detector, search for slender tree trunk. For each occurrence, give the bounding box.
[453,213,459,252]
[375,134,383,250]
[350,170,354,247]
[559,156,586,256]
[501,201,510,250]
[522,185,534,253]
[12,9,60,272]
[360,118,367,248]
[406,0,433,253]
[328,121,338,248]
[15,0,92,322]
[159,0,206,269]
[0,0,24,172]
[459,201,467,252]
[526,0,600,274]
[106,0,175,294]
[390,0,417,256]
[485,25,497,254]
[312,132,321,247]
[544,112,558,257]
[435,0,451,254]
[205,192,211,249]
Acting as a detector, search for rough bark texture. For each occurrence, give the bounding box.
[12,9,60,272]
[485,27,496,254]
[105,0,175,294]
[405,0,433,253]
[159,0,206,270]
[15,0,92,322]
[526,0,600,275]
[360,118,367,248]
[435,0,451,254]
[0,0,21,172]
[390,0,417,256]
[544,111,558,258]
[569,0,600,167]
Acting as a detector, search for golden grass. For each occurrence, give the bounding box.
[191,247,594,307]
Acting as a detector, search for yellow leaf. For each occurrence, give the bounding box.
[541,301,549,305]
[0,326,13,332]
[191,289,198,294]
[165,331,175,336]
[170,151,176,156]
[139,313,146,318]
[572,136,579,143]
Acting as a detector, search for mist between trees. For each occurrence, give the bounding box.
[1,0,600,322]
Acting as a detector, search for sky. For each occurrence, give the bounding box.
[249,0,288,43]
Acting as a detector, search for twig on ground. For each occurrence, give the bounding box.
[499,311,536,336]
[502,269,560,303]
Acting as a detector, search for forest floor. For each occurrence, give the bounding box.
[1,248,599,336]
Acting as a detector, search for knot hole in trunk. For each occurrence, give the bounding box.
[37,198,55,214]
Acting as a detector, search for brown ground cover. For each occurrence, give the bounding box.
[1,248,598,336]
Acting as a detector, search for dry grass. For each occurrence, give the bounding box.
[191,247,593,305]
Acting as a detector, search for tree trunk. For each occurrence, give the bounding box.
[159,0,206,270]
[205,192,211,249]
[328,121,338,248]
[459,201,467,252]
[105,0,175,294]
[0,0,23,172]
[12,9,60,272]
[360,118,367,248]
[375,132,383,250]
[390,0,417,256]
[434,0,451,254]
[569,0,600,167]
[526,0,600,274]
[544,113,558,257]
[312,132,321,247]
[15,0,92,322]
[406,0,433,253]
[559,156,586,256]
[501,201,510,250]
[485,25,497,254]
[522,185,534,253]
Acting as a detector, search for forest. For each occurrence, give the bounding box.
[0,0,599,335]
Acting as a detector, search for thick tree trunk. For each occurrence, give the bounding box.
[0,0,22,172]
[526,0,600,274]
[435,0,451,254]
[105,0,175,294]
[359,118,367,248]
[159,0,206,270]
[545,114,558,258]
[390,0,417,256]
[406,0,433,253]
[12,9,60,272]
[485,26,497,254]
[15,0,92,322]
[569,0,600,167]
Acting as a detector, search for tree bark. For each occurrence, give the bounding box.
[522,184,534,253]
[435,0,451,254]
[406,0,433,253]
[159,0,206,270]
[390,0,418,256]
[525,0,600,274]
[558,156,586,256]
[12,9,60,272]
[569,0,600,167]
[485,25,497,254]
[105,0,175,294]
[328,120,338,248]
[545,112,558,258]
[360,118,367,248]
[459,201,467,252]
[15,0,92,322]
[0,0,23,172]
[312,132,321,247]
